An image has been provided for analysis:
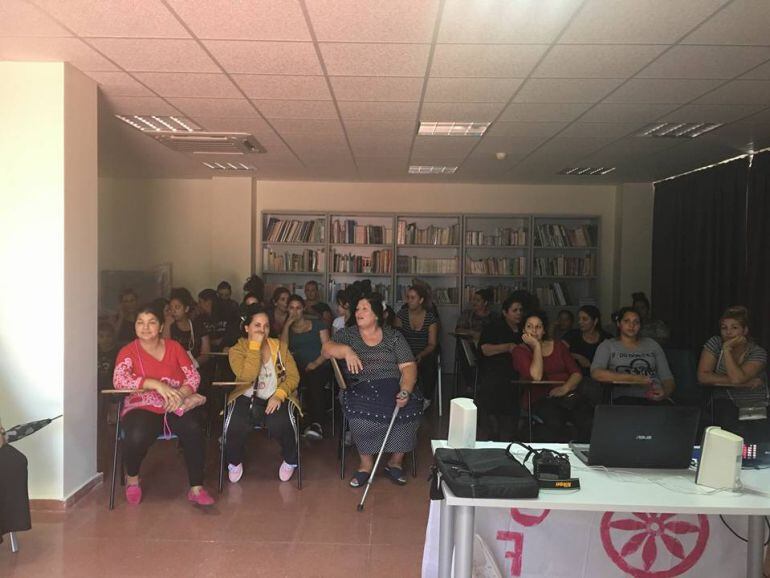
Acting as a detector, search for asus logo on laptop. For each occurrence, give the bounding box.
[636,435,653,440]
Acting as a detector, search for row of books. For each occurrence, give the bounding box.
[328,281,391,305]
[535,282,572,306]
[533,255,595,277]
[396,256,459,274]
[264,250,323,273]
[397,285,459,305]
[330,219,392,245]
[396,220,460,246]
[534,224,597,248]
[332,250,392,274]
[463,284,527,304]
[465,256,527,276]
[465,227,527,247]
[264,218,325,243]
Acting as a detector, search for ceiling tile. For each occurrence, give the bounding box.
[86,71,154,97]
[343,119,417,136]
[695,80,770,105]
[430,44,547,78]
[411,136,478,162]
[306,0,439,43]
[34,0,189,38]
[0,0,71,37]
[683,0,770,46]
[559,123,640,139]
[232,75,331,100]
[167,98,259,119]
[330,77,423,102]
[742,60,770,80]
[486,121,567,139]
[561,0,727,44]
[337,101,419,121]
[579,103,678,124]
[252,99,339,119]
[639,46,770,79]
[0,37,118,71]
[535,136,619,159]
[499,102,592,122]
[204,40,321,75]
[514,79,623,104]
[420,102,505,122]
[473,135,551,157]
[357,157,409,173]
[661,104,765,124]
[191,116,275,137]
[89,38,219,72]
[166,0,310,41]
[579,137,681,166]
[133,73,241,98]
[349,135,414,158]
[282,131,349,149]
[425,78,523,103]
[459,158,518,177]
[102,95,182,115]
[605,79,722,103]
[438,0,582,44]
[320,43,430,77]
[270,119,343,134]
[534,45,665,78]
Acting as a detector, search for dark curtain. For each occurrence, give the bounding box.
[746,151,770,350]
[652,157,749,349]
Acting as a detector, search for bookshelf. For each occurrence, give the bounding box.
[260,211,601,369]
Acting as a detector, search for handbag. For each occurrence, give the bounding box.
[431,444,539,500]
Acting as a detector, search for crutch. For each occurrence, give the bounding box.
[357,405,400,512]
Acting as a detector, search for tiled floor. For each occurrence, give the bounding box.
[1,408,449,578]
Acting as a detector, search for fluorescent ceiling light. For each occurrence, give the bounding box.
[558,167,615,176]
[637,122,722,139]
[418,122,489,137]
[116,115,200,133]
[408,165,458,174]
[202,161,257,171]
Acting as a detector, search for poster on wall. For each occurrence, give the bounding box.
[99,263,172,317]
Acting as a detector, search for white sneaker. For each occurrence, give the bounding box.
[423,398,432,411]
[279,461,297,482]
[228,463,243,483]
[303,423,323,440]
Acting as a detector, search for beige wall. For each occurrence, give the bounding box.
[617,183,654,306]
[0,62,97,500]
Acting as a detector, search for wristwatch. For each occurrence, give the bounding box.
[396,390,410,400]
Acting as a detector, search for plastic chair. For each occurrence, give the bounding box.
[458,337,480,399]
[213,382,302,493]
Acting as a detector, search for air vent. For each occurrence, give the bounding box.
[558,167,616,176]
[202,161,257,171]
[408,165,458,174]
[116,115,200,132]
[637,122,722,138]
[150,132,266,155]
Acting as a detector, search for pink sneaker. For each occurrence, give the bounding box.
[228,463,243,483]
[187,487,215,506]
[278,461,297,482]
[125,484,142,505]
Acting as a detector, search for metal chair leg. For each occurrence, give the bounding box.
[9,532,19,553]
[296,409,302,490]
[109,398,123,510]
[330,381,336,438]
[437,354,443,417]
[339,416,348,480]
[410,449,417,478]
[527,388,533,442]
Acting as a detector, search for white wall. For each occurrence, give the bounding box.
[0,62,97,500]
[617,182,654,305]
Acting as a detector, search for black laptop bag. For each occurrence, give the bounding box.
[431,444,539,500]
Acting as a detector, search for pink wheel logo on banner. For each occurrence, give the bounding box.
[600,512,710,577]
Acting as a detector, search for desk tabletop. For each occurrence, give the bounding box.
[433,440,770,516]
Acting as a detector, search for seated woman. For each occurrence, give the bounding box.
[549,309,575,342]
[697,306,768,441]
[112,301,212,506]
[394,285,439,410]
[562,305,610,376]
[225,304,301,483]
[477,294,523,441]
[269,287,290,337]
[332,288,351,335]
[513,311,591,442]
[282,294,331,440]
[591,307,675,405]
[455,288,494,341]
[112,288,139,347]
[322,293,422,487]
[632,292,670,346]
[164,287,211,369]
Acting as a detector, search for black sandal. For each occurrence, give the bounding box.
[383,465,407,486]
[349,470,370,488]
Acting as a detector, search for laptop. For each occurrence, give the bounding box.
[570,405,700,469]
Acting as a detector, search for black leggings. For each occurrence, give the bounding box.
[225,396,298,466]
[121,408,206,486]
[300,364,332,427]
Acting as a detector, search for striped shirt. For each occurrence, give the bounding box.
[703,335,768,406]
[396,308,437,356]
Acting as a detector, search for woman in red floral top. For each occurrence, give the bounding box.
[113,301,213,506]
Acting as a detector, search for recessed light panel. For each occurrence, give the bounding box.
[637,122,722,139]
[558,167,616,176]
[408,165,458,175]
[418,122,490,137]
[202,162,257,171]
[116,115,200,133]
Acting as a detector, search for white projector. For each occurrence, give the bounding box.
[448,398,477,449]
[695,426,743,491]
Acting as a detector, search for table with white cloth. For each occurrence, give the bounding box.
[423,440,770,578]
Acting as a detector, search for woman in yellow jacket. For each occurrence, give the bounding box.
[226,304,302,483]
